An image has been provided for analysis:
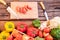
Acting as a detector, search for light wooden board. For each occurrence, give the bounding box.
[11,2,38,19]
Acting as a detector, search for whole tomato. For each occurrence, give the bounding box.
[43,32,49,37]
[38,30,43,38]
[16,22,28,32]
[43,27,51,33]
[6,35,13,40]
[45,35,53,40]
[27,27,38,37]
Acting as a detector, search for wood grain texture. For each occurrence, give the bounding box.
[0,0,60,21]
[0,0,60,30]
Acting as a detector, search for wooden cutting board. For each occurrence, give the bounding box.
[11,2,38,19]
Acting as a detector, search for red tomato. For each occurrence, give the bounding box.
[24,5,28,11]
[38,30,43,38]
[12,29,23,40]
[27,5,32,10]
[43,27,51,33]
[19,7,26,14]
[16,5,32,14]
[14,38,18,40]
[16,22,28,32]
[16,6,20,12]
[43,32,49,37]
[16,34,23,40]
[27,27,38,37]
[45,35,53,40]
[12,29,20,37]
[6,35,13,40]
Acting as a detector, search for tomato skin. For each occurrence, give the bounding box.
[24,5,28,11]
[43,32,49,37]
[43,27,51,33]
[14,38,18,40]
[16,5,32,14]
[6,35,13,40]
[12,29,23,40]
[45,35,53,40]
[16,34,23,40]
[38,30,43,38]
[27,5,32,10]
[16,6,20,12]
[19,7,26,14]
[27,27,38,37]
[16,22,28,32]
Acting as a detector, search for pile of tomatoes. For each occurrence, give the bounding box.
[0,19,53,40]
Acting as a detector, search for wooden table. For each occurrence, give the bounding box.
[0,0,60,31]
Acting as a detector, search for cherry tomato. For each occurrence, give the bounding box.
[38,30,43,38]
[43,27,51,33]
[43,32,49,37]
[45,35,53,40]
[27,27,38,37]
[6,35,13,40]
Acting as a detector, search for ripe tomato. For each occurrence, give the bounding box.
[27,27,38,37]
[19,7,26,14]
[16,6,20,12]
[16,34,23,40]
[38,30,43,38]
[6,35,13,40]
[27,5,32,10]
[16,22,28,32]
[43,27,51,33]
[43,32,49,37]
[45,35,53,40]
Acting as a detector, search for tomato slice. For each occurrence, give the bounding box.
[19,7,26,14]
[16,5,32,14]
[16,6,20,12]
[27,5,32,10]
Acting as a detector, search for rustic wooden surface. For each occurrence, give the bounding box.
[0,0,60,21]
[0,0,60,30]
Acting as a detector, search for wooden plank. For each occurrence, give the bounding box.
[38,2,60,10]
[53,12,60,17]
[38,12,54,17]
[0,9,9,15]
[19,0,55,2]
[0,9,10,20]
[5,0,14,3]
